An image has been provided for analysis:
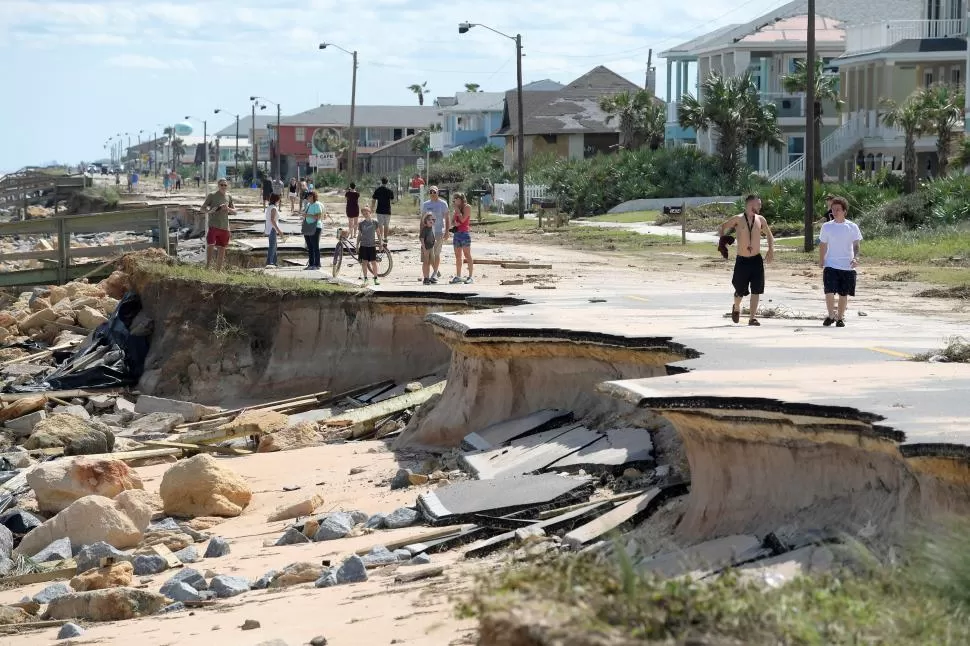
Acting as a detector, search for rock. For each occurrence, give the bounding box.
[27,457,144,514]
[310,638,329,646]
[209,575,250,598]
[48,286,68,305]
[220,409,289,438]
[515,526,546,542]
[115,397,136,414]
[51,404,91,420]
[394,548,411,561]
[404,381,423,392]
[148,517,181,532]
[364,513,387,530]
[313,570,338,588]
[139,530,194,553]
[134,395,218,424]
[166,567,208,590]
[98,271,130,299]
[43,588,167,622]
[126,412,184,437]
[349,467,365,475]
[76,306,108,331]
[161,601,185,613]
[408,472,430,486]
[75,541,133,573]
[57,622,85,639]
[31,537,73,563]
[360,545,398,567]
[0,556,13,576]
[3,410,46,437]
[0,525,11,559]
[159,454,252,518]
[176,521,210,542]
[384,507,420,530]
[0,508,43,535]
[390,469,413,490]
[203,537,230,558]
[184,516,224,531]
[0,448,32,469]
[28,294,50,312]
[19,307,57,331]
[408,552,431,566]
[112,489,157,529]
[242,619,260,630]
[301,519,319,539]
[251,569,279,590]
[268,562,325,588]
[275,527,311,546]
[335,555,367,584]
[160,580,203,602]
[257,421,321,453]
[132,554,169,575]
[267,494,324,522]
[313,513,354,541]
[348,509,369,525]
[173,545,199,563]
[24,414,114,456]
[88,394,116,411]
[70,561,134,591]
[0,605,32,625]
[33,583,73,603]
[14,495,149,558]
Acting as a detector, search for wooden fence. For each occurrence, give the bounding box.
[0,206,170,287]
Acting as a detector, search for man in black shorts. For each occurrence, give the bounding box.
[717,195,775,325]
[819,196,863,327]
[371,176,394,245]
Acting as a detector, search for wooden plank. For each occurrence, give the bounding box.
[0,620,72,634]
[2,563,77,586]
[0,249,60,262]
[150,544,183,569]
[535,489,649,520]
[473,259,528,266]
[198,390,331,421]
[68,242,154,259]
[75,447,182,462]
[354,525,469,556]
[562,488,663,549]
[393,566,445,584]
[343,381,445,439]
[141,440,252,456]
[464,501,613,559]
[0,388,121,403]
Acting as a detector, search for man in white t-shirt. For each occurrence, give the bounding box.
[818,196,863,327]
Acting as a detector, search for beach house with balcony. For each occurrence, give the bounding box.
[432,92,506,155]
[834,1,967,179]
[660,0,922,178]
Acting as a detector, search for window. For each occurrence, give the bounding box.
[952,67,962,85]
[788,57,805,73]
[542,134,558,144]
[295,127,306,142]
[787,136,805,165]
[406,128,415,136]
[924,70,934,87]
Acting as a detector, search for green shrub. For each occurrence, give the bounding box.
[743,180,901,225]
[311,170,344,189]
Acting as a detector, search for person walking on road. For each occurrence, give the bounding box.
[288,177,299,212]
[371,177,394,245]
[450,192,474,284]
[421,186,449,281]
[345,182,361,240]
[717,194,775,325]
[265,193,283,268]
[201,178,236,271]
[819,196,863,327]
[357,206,380,286]
[420,211,437,285]
[261,175,273,208]
[301,190,324,270]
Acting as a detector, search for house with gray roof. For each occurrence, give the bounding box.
[432,91,506,155]
[493,66,648,168]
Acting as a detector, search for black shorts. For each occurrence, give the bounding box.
[823,267,856,296]
[732,254,765,297]
[358,246,377,262]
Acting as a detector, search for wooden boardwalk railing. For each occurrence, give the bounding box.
[0,206,170,287]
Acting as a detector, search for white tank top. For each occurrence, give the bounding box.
[264,205,278,235]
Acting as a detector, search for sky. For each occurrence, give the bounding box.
[0,0,792,172]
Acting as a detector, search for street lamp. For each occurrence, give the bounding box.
[251,96,281,179]
[214,108,241,186]
[137,130,144,172]
[184,115,209,192]
[319,42,358,181]
[459,22,525,219]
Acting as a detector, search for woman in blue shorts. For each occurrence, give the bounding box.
[449,192,474,284]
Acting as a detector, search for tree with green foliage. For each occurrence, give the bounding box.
[599,90,665,151]
[881,94,928,193]
[677,72,783,180]
[408,82,430,105]
[782,57,844,182]
[464,83,481,92]
[953,136,970,171]
[916,83,965,177]
[170,137,185,168]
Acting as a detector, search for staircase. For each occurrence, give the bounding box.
[769,112,867,183]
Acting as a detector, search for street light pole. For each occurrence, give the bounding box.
[251,101,257,186]
[215,109,241,186]
[251,97,281,179]
[803,0,816,252]
[320,43,359,181]
[185,116,209,193]
[458,22,526,219]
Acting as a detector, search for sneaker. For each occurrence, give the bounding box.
[823,317,835,326]
[265,264,277,269]
[435,270,441,278]
[464,276,474,284]
[373,278,380,285]
[748,318,760,326]
[429,276,438,284]
[422,278,431,285]
[449,276,463,284]
[836,319,845,327]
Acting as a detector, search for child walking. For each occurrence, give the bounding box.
[357,206,380,285]
[420,211,437,285]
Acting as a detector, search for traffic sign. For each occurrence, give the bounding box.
[416,158,426,170]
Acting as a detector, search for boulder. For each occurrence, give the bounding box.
[267,494,324,522]
[75,542,133,573]
[314,570,338,588]
[28,294,50,312]
[384,507,420,530]
[132,554,169,575]
[113,489,160,527]
[203,536,230,558]
[2,410,46,437]
[24,414,114,456]
[0,508,42,535]
[31,538,73,563]
[19,307,57,331]
[166,567,208,591]
[126,412,184,437]
[360,545,398,567]
[134,395,218,424]
[0,525,11,559]
[33,583,73,603]
[257,421,321,453]
[0,312,16,328]
[159,580,202,602]
[0,605,32,625]
[159,454,252,518]
[268,561,325,589]
[172,545,199,563]
[252,569,279,590]
[14,495,149,558]
[57,622,85,639]
[70,561,134,591]
[76,306,108,331]
[48,286,68,305]
[364,513,387,530]
[275,528,311,546]
[209,575,250,598]
[43,588,167,622]
[51,404,90,420]
[137,531,194,553]
[219,409,289,439]
[313,513,354,541]
[97,271,130,299]
[335,555,368,584]
[27,457,144,514]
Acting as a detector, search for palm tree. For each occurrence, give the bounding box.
[917,83,965,177]
[678,72,783,179]
[881,94,928,193]
[408,82,430,106]
[953,135,970,171]
[170,137,185,168]
[464,83,481,92]
[599,90,666,150]
[782,57,844,182]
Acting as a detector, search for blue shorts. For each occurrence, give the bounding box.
[453,231,471,248]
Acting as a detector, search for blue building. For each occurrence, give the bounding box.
[434,92,506,155]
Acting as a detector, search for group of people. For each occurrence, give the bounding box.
[162,169,183,193]
[719,193,862,327]
[418,186,473,284]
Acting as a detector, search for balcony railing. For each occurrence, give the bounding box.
[845,19,967,55]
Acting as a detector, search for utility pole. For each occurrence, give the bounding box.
[804,0,816,252]
[251,102,258,186]
[349,50,358,181]
[235,115,240,185]
[515,33,525,219]
[276,104,281,179]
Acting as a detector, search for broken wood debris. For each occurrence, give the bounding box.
[393,565,444,584]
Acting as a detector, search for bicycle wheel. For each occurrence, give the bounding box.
[331,244,344,278]
[376,245,394,277]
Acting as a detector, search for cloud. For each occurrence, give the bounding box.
[105,54,195,70]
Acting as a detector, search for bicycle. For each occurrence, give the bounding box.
[331,228,394,279]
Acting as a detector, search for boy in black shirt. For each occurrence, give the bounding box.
[371,176,395,245]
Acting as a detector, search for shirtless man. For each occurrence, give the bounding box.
[717,194,775,326]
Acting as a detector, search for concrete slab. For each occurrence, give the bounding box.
[462,425,601,480]
[737,545,835,586]
[461,408,574,451]
[459,424,583,479]
[546,427,653,473]
[639,534,762,579]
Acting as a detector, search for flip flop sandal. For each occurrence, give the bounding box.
[731,307,740,324]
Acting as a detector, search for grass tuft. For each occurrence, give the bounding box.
[134,261,346,296]
[915,284,970,299]
[880,269,918,282]
[912,336,970,363]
